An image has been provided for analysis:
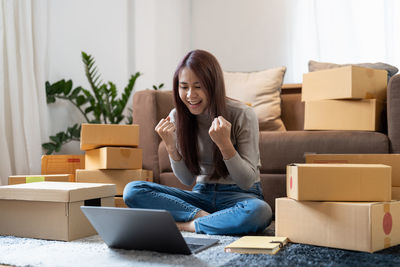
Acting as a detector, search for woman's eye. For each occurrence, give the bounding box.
[180,86,188,89]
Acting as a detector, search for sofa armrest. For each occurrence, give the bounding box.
[132,90,174,182]
[388,74,400,153]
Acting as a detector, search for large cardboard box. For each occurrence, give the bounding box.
[8,174,71,185]
[0,182,116,241]
[76,169,153,195]
[302,66,387,101]
[275,197,400,253]
[85,147,142,170]
[80,123,139,151]
[304,99,383,131]
[115,196,128,208]
[41,155,85,182]
[306,154,400,187]
[287,163,391,202]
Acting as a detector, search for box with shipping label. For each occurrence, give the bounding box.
[85,147,142,170]
[115,196,128,208]
[305,154,400,187]
[275,197,400,253]
[41,155,85,182]
[80,123,139,151]
[8,174,71,185]
[0,182,116,241]
[302,66,387,102]
[287,163,391,202]
[76,169,153,195]
[304,99,383,131]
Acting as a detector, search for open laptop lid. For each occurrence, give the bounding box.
[81,206,202,254]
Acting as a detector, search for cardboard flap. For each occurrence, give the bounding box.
[0,182,116,202]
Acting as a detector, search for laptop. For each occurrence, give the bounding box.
[80,206,219,255]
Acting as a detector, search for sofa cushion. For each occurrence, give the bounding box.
[224,67,286,131]
[259,130,389,173]
[308,60,398,81]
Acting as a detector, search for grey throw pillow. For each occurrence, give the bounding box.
[308,60,398,81]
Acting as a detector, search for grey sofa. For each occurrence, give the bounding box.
[132,74,400,212]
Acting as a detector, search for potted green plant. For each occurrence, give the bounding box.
[42,51,163,154]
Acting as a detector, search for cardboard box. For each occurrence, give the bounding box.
[393,187,400,200]
[76,169,153,195]
[275,197,400,253]
[115,196,128,208]
[80,123,139,151]
[0,182,116,241]
[304,99,383,131]
[302,66,387,101]
[306,154,400,187]
[41,155,85,182]
[287,163,391,202]
[85,147,142,170]
[8,174,71,185]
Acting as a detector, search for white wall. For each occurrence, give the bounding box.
[46,0,129,154]
[191,0,294,81]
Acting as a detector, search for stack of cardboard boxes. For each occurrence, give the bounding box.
[302,66,387,131]
[276,67,400,253]
[75,123,153,208]
[275,163,399,253]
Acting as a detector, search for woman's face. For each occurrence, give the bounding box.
[178,68,209,115]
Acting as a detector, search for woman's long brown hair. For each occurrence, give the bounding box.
[172,50,229,178]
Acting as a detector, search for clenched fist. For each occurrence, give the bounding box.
[208,116,235,159]
[155,116,181,160]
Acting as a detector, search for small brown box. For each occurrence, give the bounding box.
[76,169,152,195]
[287,163,391,202]
[304,99,383,131]
[80,123,139,151]
[41,155,85,182]
[85,147,142,170]
[8,174,71,185]
[302,66,387,102]
[115,196,128,208]
[306,153,400,187]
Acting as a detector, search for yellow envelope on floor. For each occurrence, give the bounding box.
[225,236,288,255]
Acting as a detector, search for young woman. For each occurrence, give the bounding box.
[123,49,272,235]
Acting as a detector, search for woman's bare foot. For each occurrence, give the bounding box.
[176,210,210,232]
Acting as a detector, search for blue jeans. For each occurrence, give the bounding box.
[123,181,272,235]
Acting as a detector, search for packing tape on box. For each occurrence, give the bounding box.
[383,203,392,248]
[26,176,45,183]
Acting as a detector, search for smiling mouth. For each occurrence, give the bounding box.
[188,100,202,106]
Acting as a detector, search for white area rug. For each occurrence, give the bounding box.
[0,232,240,267]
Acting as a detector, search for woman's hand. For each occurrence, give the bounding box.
[155,116,181,160]
[208,116,236,159]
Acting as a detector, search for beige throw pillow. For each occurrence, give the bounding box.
[224,67,287,131]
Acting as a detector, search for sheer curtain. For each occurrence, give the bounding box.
[290,0,400,82]
[0,0,49,185]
